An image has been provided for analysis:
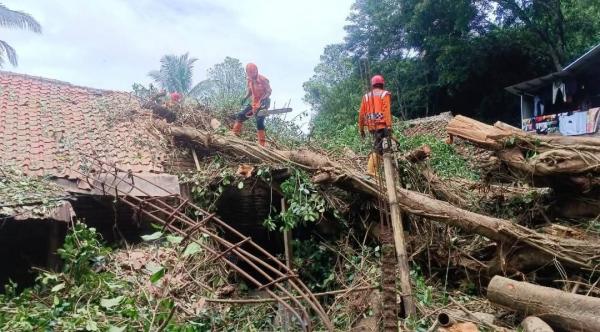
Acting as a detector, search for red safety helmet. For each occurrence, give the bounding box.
[170,92,182,103]
[371,75,385,87]
[246,63,259,79]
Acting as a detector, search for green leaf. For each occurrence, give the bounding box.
[150,267,166,283]
[108,326,126,332]
[100,296,124,309]
[51,283,65,292]
[141,231,163,241]
[145,262,163,275]
[166,235,183,244]
[183,242,202,257]
[86,320,99,331]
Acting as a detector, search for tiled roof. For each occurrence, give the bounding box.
[0,71,165,180]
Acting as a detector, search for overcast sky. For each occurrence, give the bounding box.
[3,0,353,123]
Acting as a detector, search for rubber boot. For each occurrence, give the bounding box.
[367,153,376,176]
[231,121,243,136]
[257,129,266,147]
[367,153,381,177]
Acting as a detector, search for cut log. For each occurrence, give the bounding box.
[447,115,600,191]
[157,123,600,269]
[487,276,600,332]
[520,316,554,332]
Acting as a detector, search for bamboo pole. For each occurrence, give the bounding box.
[281,198,293,269]
[382,150,416,317]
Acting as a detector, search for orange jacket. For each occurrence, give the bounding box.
[247,75,272,111]
[358,88,392,132]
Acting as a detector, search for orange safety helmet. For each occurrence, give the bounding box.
[246,63,259,80]
[170,92,182,103]
[371,75,385,87]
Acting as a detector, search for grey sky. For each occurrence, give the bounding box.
[3,0,353,123]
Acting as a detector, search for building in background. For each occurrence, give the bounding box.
[506,43,600,136]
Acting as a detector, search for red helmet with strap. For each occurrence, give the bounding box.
[371,75,385,86]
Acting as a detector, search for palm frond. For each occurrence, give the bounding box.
[0,39,18,66]
[149,52,198,93]
[0,4,41,33]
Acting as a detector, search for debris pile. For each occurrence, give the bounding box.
[1,70,597,331]
[75,101,600,331]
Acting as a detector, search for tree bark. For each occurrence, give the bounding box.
[521,316,554,332]
[487,276,600,332]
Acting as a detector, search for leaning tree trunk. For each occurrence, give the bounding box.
[487,276,600,332]
[156,122,600,270]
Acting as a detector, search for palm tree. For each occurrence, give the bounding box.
[148,53,201,95]
[0,4,41,67]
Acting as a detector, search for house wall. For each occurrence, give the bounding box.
[0,219,68,292]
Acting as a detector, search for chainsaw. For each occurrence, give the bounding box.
[255,107,292,117]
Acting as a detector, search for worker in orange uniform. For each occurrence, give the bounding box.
[231,63,272,146]
[359,74,393,176]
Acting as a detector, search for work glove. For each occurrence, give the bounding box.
[259,98,269,110]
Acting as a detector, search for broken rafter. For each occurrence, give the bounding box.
[71,156,334,332]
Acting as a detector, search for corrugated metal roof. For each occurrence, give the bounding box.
[505,43,600,95]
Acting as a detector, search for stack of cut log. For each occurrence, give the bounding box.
[447,115,600,219]
[446,115,600,194]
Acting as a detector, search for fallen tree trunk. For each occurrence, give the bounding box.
[447,115,600,192]
[487,276,600,332]
[157,123,600,269]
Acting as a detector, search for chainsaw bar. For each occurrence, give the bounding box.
[256,107,293,117]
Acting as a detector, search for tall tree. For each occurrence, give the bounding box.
[148,53,199,95]
[193,56,246,110]
[0,4,41,67]
[305,0,600,127]
[492,0,600,70]
[493,0,567,70]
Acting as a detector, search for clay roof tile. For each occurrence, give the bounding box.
[0,71,165,179]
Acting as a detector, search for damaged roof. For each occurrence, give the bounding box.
[0,167,73,221]
[506,42,600,95]
[0,71,166,180]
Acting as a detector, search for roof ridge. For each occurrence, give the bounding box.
[0,70,128,95]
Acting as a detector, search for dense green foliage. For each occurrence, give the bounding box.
[0,224,127,331]
[264,169,327,231]
[0,223,266,331]
[305,0,600,129]
[395,133,478,180]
